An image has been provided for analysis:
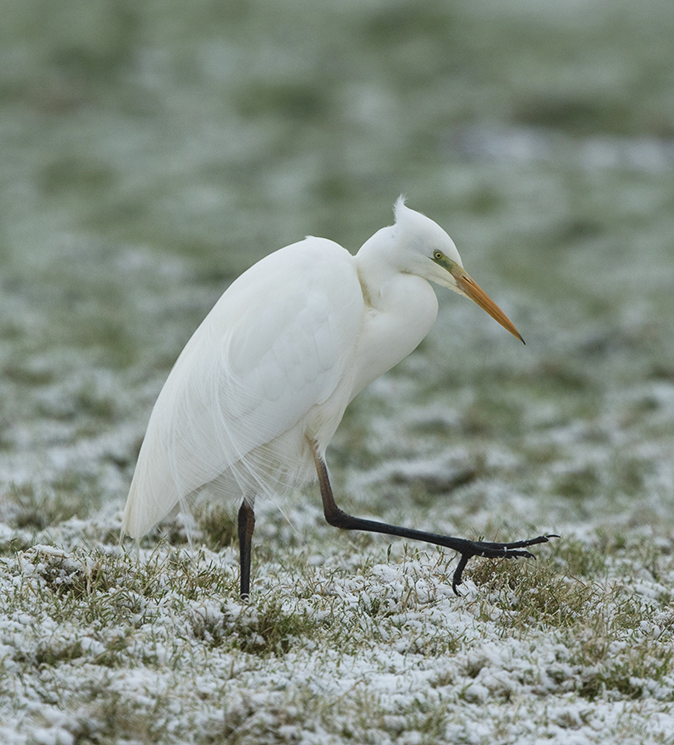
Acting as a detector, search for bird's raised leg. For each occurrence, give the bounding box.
[237,501,255,599]
[311,442,556,594]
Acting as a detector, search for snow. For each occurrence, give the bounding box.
[2,0,674,741]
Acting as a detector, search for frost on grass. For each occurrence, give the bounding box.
[2,510,674,744]
[2,0,674,742]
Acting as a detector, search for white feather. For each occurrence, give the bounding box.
[122,238,363,537]
[122,201,520,541]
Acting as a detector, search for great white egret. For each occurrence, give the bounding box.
[122,198,553,596]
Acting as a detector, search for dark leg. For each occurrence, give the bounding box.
[311,442,556,595]
[238,501,255,599]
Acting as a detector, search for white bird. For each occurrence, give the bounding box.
[122,198,553,596]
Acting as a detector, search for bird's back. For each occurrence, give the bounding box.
[122,237,364,538]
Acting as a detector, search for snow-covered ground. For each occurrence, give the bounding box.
[2,1,674,742]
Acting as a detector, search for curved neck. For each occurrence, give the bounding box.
[351,239,439,399]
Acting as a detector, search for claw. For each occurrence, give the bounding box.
[452,553,470,595]
[451,533,557,595]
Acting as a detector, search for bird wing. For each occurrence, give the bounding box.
[122,238,363,537]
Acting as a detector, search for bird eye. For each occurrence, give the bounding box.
[433,250,443,260]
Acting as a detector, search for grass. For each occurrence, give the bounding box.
[2,0,674,741]
[4,525,674,743]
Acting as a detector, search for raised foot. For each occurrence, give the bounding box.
[452,534,558,596]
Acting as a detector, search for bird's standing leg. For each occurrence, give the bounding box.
[237,501,255,599]
[311,442,555,594]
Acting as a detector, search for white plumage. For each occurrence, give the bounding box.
[122,199,548,597]
[122,238,363,536]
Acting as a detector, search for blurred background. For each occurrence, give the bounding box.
[2,0,674,538]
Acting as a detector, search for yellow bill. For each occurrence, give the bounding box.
[454,270,525,344]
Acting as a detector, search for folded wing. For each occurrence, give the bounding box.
[122,238,364,537]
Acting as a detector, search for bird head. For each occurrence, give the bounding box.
[393,198,524,343]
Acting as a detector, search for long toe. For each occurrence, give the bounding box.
[452,553,471,595]
[476,534,557,552]
[451,534,557,595]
